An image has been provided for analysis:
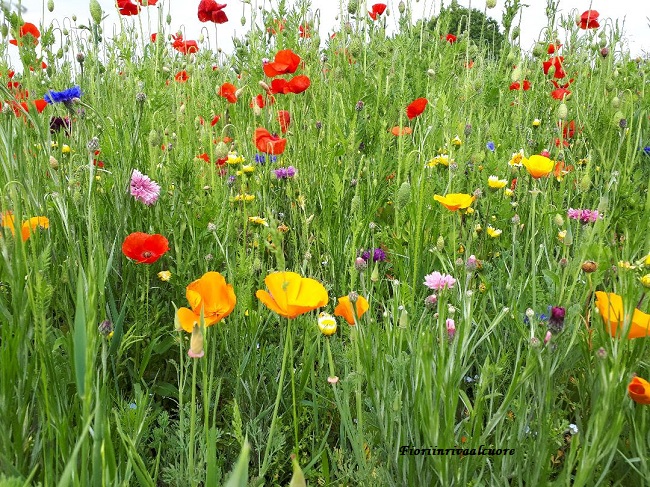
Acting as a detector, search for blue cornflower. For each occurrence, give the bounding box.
[44,85,82,105]
[486,141,495,152]
[254,154,266,164]
[643,146,650,156]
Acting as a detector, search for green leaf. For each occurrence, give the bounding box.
[223,438,250,487]
[73,270,87,398]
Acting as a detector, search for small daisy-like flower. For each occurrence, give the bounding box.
[227,152,245,165]
[232,193,255,202]
[504,188,514,197]
[558,230,567,241]
[157,270,172,281]
[532,119,541,127]
[62,144,72,154]
[487,175,508,189]
[487,226,502,238]
[130,169,161,206]
[508,149,525,167]
[451,135,462,146]
[426,154,452,167]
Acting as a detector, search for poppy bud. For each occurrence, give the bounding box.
[398,1,405,14]
[188,324,205,358]
[605,79,615,91]
[214,141,229,159]
[510,27,520,40]
[47,0,54,12]
[532,43,544,57]
[318,312,337,336]
[166,14,172,24]
[396,181,411,209]
[581,260,597,273]
[347,0,358,14]
[600,47,609,58]
[553,214,564,227]
[62,28,69,36]
[613,111,625,127]
[72,14,77,21]
[240,16,246,26]
[486,0,496,7]
[49,156,59,169]
[511,66,522,82]
[398,307,408,328]
[89,0,102,24]
[427,69,435,78]
[557,103,568,120]
[436,236,445,251]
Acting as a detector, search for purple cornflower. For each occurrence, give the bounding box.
[361,247,386,262]
[568,208,600,224]
[423,271,456,291]
[44,85,82,105]
[130,169,160,206]
[274,166,297,179]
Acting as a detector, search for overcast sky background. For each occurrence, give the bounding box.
[4,0,650,65]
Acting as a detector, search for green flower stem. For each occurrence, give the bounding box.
[188,356,198,486]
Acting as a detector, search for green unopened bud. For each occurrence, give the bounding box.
[611,96,620,109]
[240,16,246,26]
[436,236,445,251]
[47,0,54,12]
[579,173,591,192]
[62,28,69,36]
[532,43,545,57]
[612,110,624,127]
[166,14,172,25]
[148,129,162,147]
[605,79,615,91]
[89,0,102,24]
[0,24,8,37]
[553,214,564,227]
[398,1,405,13]
[398,307,408,328]
[396,181,411,209]
[72,14,77,21]
[486,0,496,7]
[370,262,380,282]
[557,103,568,120]
[347,0,358,14]
[511,66,522,82]
[510,27,520,41]
[214,141,229,159]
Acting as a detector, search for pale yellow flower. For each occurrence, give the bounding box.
[487,226,502,238]
[532,118,541,127]
[558,230,567,241]
[227,152,244,165]
[158,270,172,282]
[504,188,514,197]
[508,149,524,167]
[451,135,463,147]
[426,154,452,167]
[62,144,72,154]
[487,175,508,189]
[248,216,268,226]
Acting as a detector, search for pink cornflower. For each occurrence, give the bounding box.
[423,271,456,291]
[567,208,600,224]
[130,169,160,206]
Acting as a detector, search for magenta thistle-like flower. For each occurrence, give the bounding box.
[130,169,160,205]
[446,318,456,339]
[423,271,456,291]
[567,208,600,224]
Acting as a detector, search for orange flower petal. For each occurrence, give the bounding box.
[177,307,200,333]
[628,376,650,405]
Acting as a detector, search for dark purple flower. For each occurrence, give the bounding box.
[361,247,386,262]
[50,116,71,135]
[548,306,566,334]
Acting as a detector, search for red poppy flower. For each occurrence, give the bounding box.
[406,97,428,120]
[250,94,265,109]
[543,56,566,79]
[150,33,157,42]
[550,79,573,100]
[171,34,199,54]
[263,49,301,77]
[547,42,562,54]
[445,33,457,44]
[219,82,237,103]
[117,0,140,16]
[561,119,576,139]
[269,75,311,95]
[9,22,40,46]
[122,232,169,264]
[255,127,287,155]
[577,10,599,29]
[198,0,228,24]
[175,70,189,82]
[390,126,412,136]
[197,153,210,163]
[277,110,291,133]
[509,80,531,91]
[210,115,221,126]
[368,3,387,20]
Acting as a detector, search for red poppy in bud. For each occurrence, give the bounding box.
[368,3,387,20]
[299,23,311,38]
[251,94,265,109]
[255,127,287,155]
[577,10,599,29]
[406,97,428,120]
[122,232,169,264]
[543,56,566,79]
[171,34,199,54]
[445,33,457,43]
[198,0,228,23]
[547,42,562,54]
[277,110,291,133]
[175,70,189,82]
[210,115,221,126]
[266,19,286,35]
[219,82,237,103]
[9,22,40,46]
[269,75,310,95]
[263,49,301,77]
[509,80,531,91]
[150,33,157,42]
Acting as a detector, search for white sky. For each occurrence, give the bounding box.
[4,0,650,65]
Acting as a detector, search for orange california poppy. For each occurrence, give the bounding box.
[594,291,650,339]
[219,82,237,103]
[1,211,49,241]
[256,271,328,319]
[334,295,369,325]
[433,193,476,211]
[176,271,237,332]
[522,154,554,179]
[9,22,40,46]
[390,126,412,136]
[553,161,573,181]
[254,127,287,155]
[406,98,428,120]
[628,376,650,405]
[263,49,301,77]
[121,232,169,264]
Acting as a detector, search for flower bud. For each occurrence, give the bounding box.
[557,103,568,120]
[486,0,496,7]
[611,96,620,109]
[90,0,102,24]
[396,181,411,209]
[188,324,205,358]
[47,0,54,12]
[318,313,337,336]
[581,260,598,273]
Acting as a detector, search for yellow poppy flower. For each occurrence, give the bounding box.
[522,154,554,179]
[594,291,650,339]
[256,271,328,319]
[433,193,476,212]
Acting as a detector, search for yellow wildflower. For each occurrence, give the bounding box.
[508,149,524,167]
[487,226,502,238]
[487,175,508,189]
[158,270,172,282]
[248,216,268,226]
[451,135,463,147]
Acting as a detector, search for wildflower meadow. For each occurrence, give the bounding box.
[1,0,650,485]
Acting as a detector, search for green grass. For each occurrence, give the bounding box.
[0,0,649,485]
